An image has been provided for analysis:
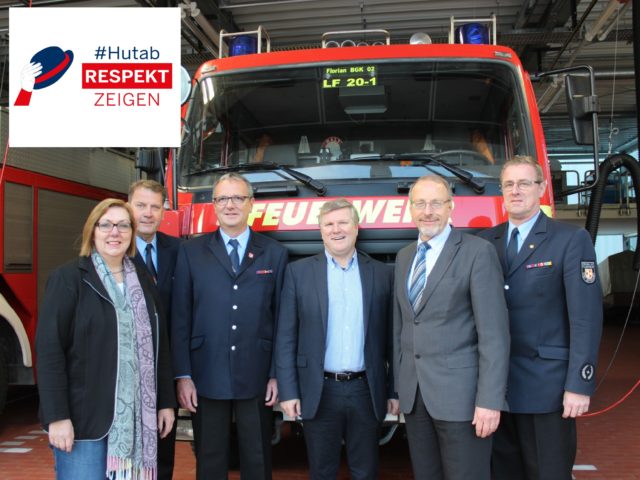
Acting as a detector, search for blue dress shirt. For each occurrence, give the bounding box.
[323,250,365,373]
[219,227,251,264]
[136,235,157,271]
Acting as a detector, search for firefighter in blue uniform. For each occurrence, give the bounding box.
[479,156,603,479]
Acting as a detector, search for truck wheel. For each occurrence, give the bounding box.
[0,353,7,415]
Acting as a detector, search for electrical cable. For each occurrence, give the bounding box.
[579,256,640,418]
[606,3,621,157]
[594,267,640,393]
[581,378,640,418]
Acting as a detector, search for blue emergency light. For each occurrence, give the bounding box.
[455,23,489,45]
[229,35,258,56]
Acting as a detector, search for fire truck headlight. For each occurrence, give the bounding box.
[409,32,432,45]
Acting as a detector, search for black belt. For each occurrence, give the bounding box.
[323,371,366,382]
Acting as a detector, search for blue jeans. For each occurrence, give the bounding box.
[53,438,107,480]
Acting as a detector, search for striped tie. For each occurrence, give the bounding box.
[408,242,431,311]
[228,239,240,273]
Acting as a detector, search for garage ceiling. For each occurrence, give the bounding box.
[0,0,637,156]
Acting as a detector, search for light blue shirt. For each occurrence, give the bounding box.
[507,211,541,253]
[407,224,452,292]
[136,235,157,270]
[219,227,250,264]
[323,250,365,373]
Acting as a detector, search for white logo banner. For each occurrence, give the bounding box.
[10,7,181,147]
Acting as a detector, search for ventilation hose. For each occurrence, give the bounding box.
[584,153,640,270]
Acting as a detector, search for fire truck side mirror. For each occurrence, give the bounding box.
[565,74,599,146]
[136,148,164,175]
[180,66,192,106]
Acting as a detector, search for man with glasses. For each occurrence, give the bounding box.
[171,173,288,480]
[479,156,602,479]
[128,180,182,480]
[394,174,509,480]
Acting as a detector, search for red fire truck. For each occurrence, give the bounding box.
[0,112,136,413]
[164,17,598,441]
[165,17,569,251]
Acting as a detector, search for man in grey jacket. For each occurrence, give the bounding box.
[393,174,509,480]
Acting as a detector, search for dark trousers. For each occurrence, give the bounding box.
[404,388,491,480]
[157,407,178,480]
[491,411,577,480]
[302,377,380,480]
[192,395,272,480]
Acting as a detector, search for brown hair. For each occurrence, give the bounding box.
[128,179,167,202]
[318,198,360,225]
[79,198,136,257]
[501,155,544,183]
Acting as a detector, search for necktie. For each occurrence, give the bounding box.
[145,243,157,283]
[506,227,519,269]
[408,242,431,311]
[229,239,240,273]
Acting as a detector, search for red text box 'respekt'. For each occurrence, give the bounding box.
[82,63,172,89]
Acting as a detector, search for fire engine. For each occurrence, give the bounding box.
[0,109,136,413]
[164,16,600,249]
[161,16,602,442]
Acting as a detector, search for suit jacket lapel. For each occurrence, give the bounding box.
[132,249,157,285]
[399,242,418,313]
[358,253,373,337]
[156,232,170,286]
[508,213,549,275]
[236,229,264,277]
[132,251,146,273]
[312,253,329,336]
[208,230,236,277]
[415,228,461,315]
[490,223,509,272]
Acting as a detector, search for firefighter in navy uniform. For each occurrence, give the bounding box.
[479,156,603,479]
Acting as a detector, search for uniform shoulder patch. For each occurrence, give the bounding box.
[581,363,595,382]
[581,261,596,284]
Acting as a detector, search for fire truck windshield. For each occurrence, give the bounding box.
[178,59,535,192]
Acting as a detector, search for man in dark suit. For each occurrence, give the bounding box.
[129,179,182,480]
[479,156,603,479]
[394,175,510,480]
[172,173,288,480]
[276,198,398,480]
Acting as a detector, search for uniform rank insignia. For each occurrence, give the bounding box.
[581,261,596,284]
[526,261,552,269]
[581,363,594,381]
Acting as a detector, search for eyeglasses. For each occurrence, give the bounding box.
[411,199,451,211]
[500,180,542,192]
[213,195,251,206]
[95,221,132,233]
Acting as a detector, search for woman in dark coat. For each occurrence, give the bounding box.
[36,198,175,480]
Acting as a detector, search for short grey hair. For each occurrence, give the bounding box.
[501,155,544,183]
[408,175,453,202]
[212,173,254,198]
[318,198,360,225]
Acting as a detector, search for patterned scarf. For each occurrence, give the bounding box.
[91,251,157,480]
